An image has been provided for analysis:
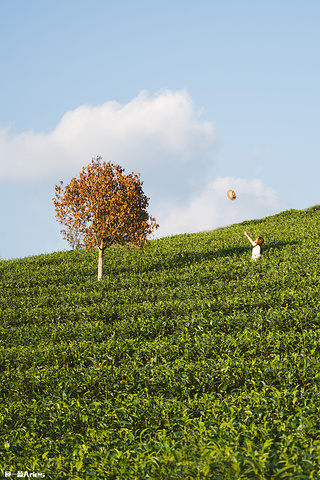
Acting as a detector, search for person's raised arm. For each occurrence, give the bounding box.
[244,231,254,244]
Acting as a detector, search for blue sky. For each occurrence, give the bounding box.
[1,0,319,259]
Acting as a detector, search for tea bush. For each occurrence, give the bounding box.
[1,206,320,478]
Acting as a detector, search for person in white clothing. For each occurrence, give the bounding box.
[244,231,264,260]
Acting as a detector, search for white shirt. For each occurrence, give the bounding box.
[251,242,261,260]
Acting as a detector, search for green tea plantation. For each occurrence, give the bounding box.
[1,206,320,479]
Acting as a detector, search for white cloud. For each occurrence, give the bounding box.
[157,177,285,237]
[0,89,215,189]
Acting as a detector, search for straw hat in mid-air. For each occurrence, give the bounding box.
[227,189,236,201]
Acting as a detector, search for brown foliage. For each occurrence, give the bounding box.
[53,156,159,261]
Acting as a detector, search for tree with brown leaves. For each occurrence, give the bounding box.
[53,157,159,280]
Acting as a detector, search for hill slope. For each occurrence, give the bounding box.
[1,206,320,479]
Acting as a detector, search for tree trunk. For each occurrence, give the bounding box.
[98,247,104,280]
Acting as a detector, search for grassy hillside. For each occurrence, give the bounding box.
[1,206,320,479]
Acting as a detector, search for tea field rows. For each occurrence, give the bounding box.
[1,206,320,479]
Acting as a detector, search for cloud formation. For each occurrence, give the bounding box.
[0,89,215,190]
[158,177,285,237]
